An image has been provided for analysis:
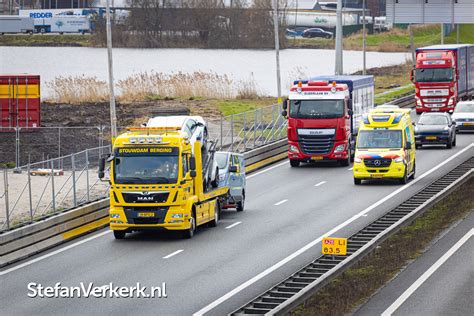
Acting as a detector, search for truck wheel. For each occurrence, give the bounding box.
[354,178,362,185]
[290,160,300,168]
[340,155,350,167]
[416,110,422,115]
[113,230,126,239]
[182,213,196,239]
[209,201,220,227]
[410,161,416,179]
[40,27,46,34]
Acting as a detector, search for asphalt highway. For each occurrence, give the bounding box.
[355,212,474,316]
[1,119,473,315]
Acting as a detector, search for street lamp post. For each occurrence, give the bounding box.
[335,0,343,75]
[106,0,117,140]
[362,0,366,75]
[272,0,282,104]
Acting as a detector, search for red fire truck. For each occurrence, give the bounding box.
[412,44,474,114]
[282,76,374,167]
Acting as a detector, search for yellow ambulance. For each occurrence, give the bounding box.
[353,106,416,185]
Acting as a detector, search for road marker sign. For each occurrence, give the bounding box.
[322,237,347,255]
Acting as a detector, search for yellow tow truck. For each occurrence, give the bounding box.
[99,127,229,239]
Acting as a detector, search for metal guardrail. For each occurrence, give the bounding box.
[0,146,111,231]
[0,139,291,267]
[231,157,474,315]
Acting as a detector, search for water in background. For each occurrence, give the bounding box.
[0,47,410,97]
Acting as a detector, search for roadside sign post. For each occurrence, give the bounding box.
[335,0,343,75]
[322,237,348,256]
[106,0,117,141]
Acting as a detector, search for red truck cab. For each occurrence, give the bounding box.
[282,76,374,168]
[413,45,474,114]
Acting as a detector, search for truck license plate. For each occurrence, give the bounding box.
[370,174,383,178]
[426,136,437,140]
[311,156,323,160]
[138,212,155,217]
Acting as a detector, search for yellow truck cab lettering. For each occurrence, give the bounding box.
[105,127,228,239]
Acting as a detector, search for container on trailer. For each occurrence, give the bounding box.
[0,75,41,132]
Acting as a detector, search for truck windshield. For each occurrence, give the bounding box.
[415,68,453,82]
[289,100,344,119]
[113,147,179,184]
[357,130,403,149]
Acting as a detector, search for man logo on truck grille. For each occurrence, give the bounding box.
[374,160,381,166]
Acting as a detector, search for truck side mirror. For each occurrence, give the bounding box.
[282,98,288,110]
[229,165,238,173]
[189,156,196,171]
[98,157,106,179]
[348,99,353,110]
[410,69,415,83]
[406,141,412,150]
[348,109,353,116]
[190,170,197,178]
[282,110,288,117]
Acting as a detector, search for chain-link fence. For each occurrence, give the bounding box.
[0,103,288,231]
[0,126,112,168]
[0,146,111,231]
[209,103,287,153]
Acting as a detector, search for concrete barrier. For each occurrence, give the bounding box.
[0,140,288,268]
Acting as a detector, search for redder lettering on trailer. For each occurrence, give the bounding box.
[30,12,53,18]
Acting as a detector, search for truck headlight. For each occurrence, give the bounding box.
[334,144,345,153]
[354,157,362,163]
[289,145,299,153]
[394,157,404,163]
[171,213,184,218]
[169,220,184,223]
[110,214,120,219]
[415,97,422,106]
[448,97,454,106]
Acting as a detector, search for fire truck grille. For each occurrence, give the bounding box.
[298,135,334,155]
[364,158,392,168]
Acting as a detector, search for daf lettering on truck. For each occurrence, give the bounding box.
[412,44,474,114]
[283,75,374,167]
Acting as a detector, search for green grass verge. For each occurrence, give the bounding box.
[375,85,414,105]
[288,24,474,51]
[0,34,92,47]
[212,98,276,117]
[290,177,474,316]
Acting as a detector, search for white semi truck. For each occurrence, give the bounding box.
[0,16,34,35]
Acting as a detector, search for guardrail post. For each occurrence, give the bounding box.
[86,149,90,202]
[50,159,56,213]
[4,169,10,229]
[230,114,234,152]
[220,116,223,151]
[72,154,77,207]
[27,162,33,221]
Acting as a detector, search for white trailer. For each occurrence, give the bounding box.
[0,16,34,34]
[33,16,91,34]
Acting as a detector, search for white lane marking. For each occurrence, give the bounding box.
[225,222,242,230]
[247,161,287,179]
[0,230,111,276]
[193,143,474,316]
[0,157,287,275]
[348,167,353,171]
[314,181,326,187]
[274,199,288,206]
[163,249,184,259]
[382,228,474,316]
